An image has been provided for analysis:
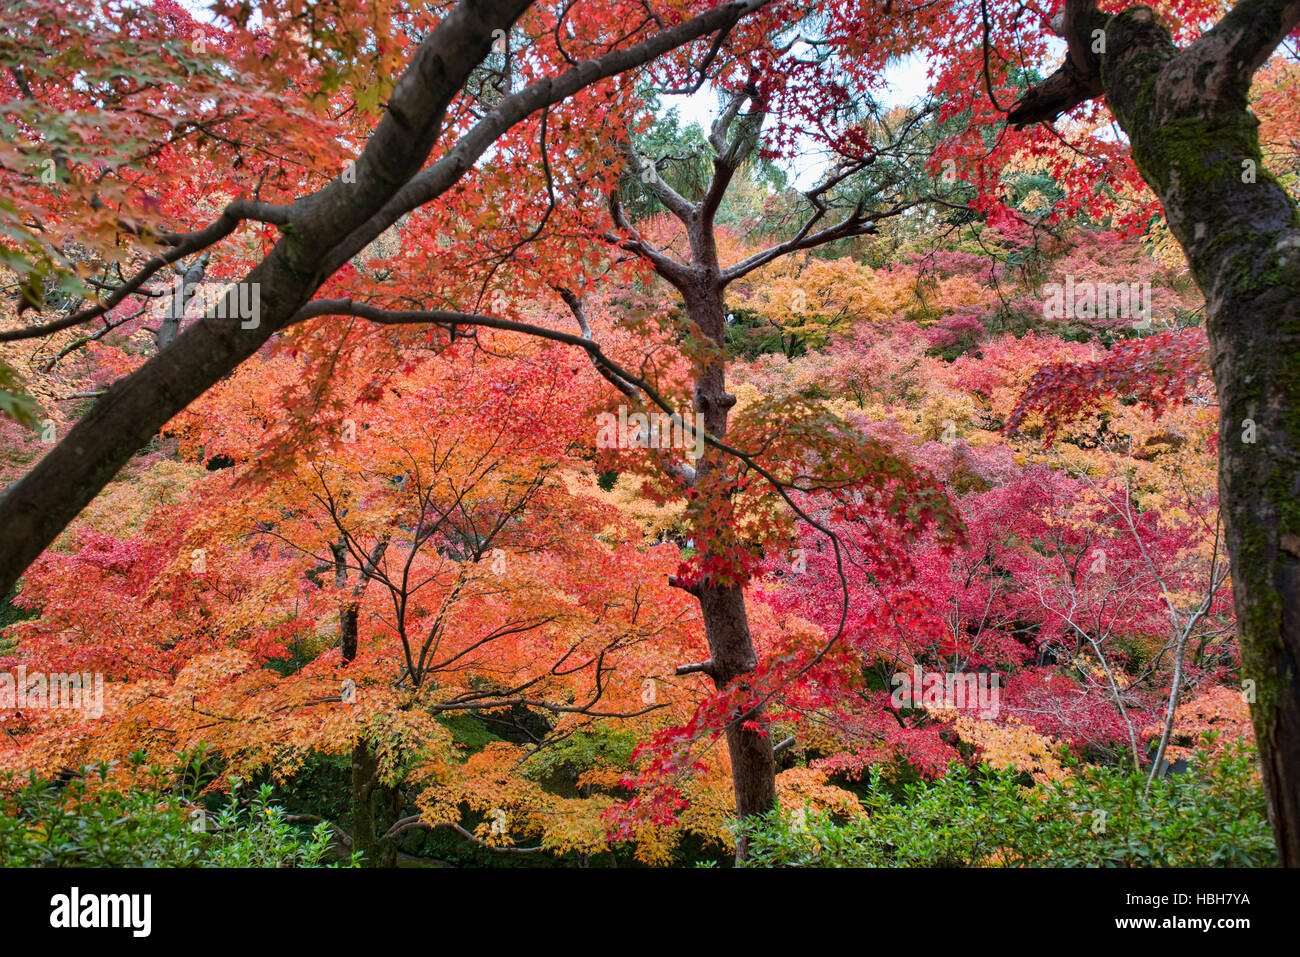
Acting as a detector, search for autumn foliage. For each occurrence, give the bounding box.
[1,0,1291,866]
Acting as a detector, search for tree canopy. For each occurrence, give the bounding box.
[1,0,1298,874]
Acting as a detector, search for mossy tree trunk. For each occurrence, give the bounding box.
[1010,0,1300,864]
[350,738,382,865]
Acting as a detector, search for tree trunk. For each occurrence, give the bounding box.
[350,739,383,867]
[1011,0,1300,863]
[686,282,777,861]
[610,81,894,858]
[698,582,778,860]
[335,541,392,865]
[157,256,206,350]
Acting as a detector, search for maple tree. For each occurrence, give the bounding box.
[3,343,725,861]
[0,0,784,595]
[993,0,1300,862]
[1,0,1297,873]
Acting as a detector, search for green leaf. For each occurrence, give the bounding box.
[0,359,39,428]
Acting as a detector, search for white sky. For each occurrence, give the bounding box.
[661,53,934,188]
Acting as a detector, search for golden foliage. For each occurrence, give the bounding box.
[954,716,1067,784]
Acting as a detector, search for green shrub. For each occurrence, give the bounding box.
[741,742,1276,867]
[0,762,356,867]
